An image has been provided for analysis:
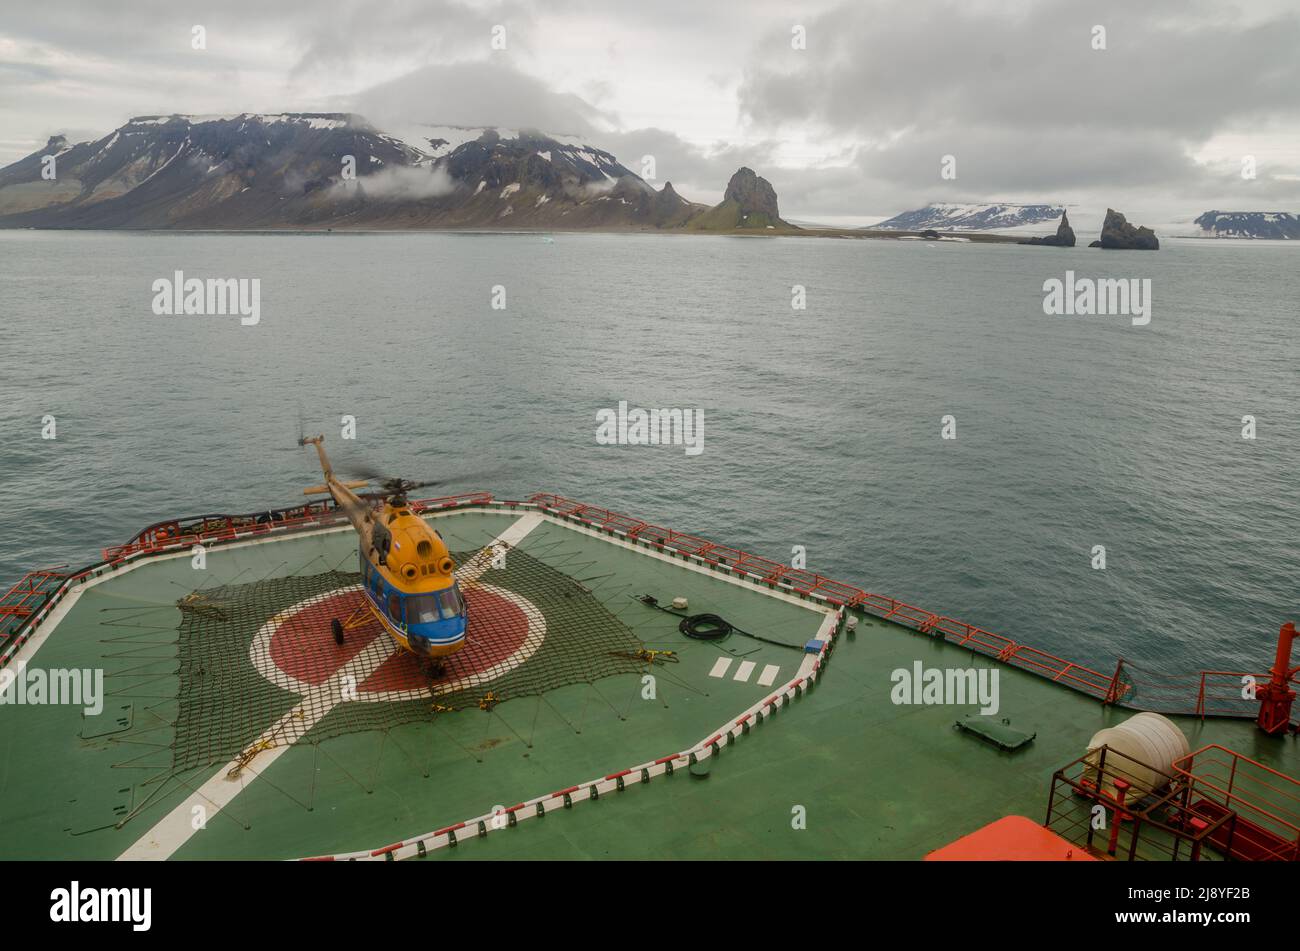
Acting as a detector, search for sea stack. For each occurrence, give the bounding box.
[1019,210,1076,247]
[724,167,782,222]
[1089,208,1159,250]
[685,166,791,230]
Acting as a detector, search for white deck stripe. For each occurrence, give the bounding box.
[757,664,780,687]
[117,511,545,861]
[796,612,838,679]
[732,660,756,683]
[708,657,733,679]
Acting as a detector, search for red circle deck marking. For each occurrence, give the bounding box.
[266,587,530,692]
[251,583,544,703]
[361,589,529,692]
[268,590,378,687]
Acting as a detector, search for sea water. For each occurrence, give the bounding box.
[0,230,1294,673]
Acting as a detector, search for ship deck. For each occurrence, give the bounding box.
[1,503,1296,860]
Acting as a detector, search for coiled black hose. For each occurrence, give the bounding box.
[637,595,802,651]
[677,612,733,642]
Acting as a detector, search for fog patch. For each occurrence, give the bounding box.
[335,164,455,201]
[575,176,618,198]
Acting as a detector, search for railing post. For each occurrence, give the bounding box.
[1107,776,1131,857]
[1257,622,1298,735]
[1177,778,1195,862]
[1084,746,1108,853]
[1105,659,1125,705]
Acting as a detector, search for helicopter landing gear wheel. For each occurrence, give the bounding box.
[331,618,344,645]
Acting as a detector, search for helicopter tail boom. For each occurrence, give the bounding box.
[298,434,371,533]
[298,434,333,478]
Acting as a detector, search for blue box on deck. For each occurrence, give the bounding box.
[803,639,824,654]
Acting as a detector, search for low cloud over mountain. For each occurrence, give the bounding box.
[0,113,788,232]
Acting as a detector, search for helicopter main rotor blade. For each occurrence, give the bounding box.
[424,466,514,488]
[342,462,390,483]
[343,466,514,500]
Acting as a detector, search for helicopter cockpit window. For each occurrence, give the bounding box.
[437,586,463,620]
[406,594,441,624]
[406,587,463,624]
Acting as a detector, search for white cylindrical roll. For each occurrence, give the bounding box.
[1084,712,1190,798]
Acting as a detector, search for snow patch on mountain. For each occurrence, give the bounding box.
[127,114,350,130]
[381,124,613,165]
[384,124,486,159]
[873,203,1065,232]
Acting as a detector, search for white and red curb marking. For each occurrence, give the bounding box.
[6,497,853,861]
[299,606,845,861]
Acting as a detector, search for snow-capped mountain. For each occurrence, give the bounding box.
[872,203,1065,232]
[1193,210,1300,239]
[382,123,627,175]
[0,113,710,230]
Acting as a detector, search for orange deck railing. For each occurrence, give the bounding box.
[1172,745,1300,861]
[1103,659,1298,722]
[526,493,1120,699]
[0,489,1293,729]
[0,569,71,634]
[1046,744,1236,861]
[96,492,495,564]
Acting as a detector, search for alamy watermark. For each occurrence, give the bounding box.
[1043,270,1151,326]
[151,271,260,326]
[50,882,150,931]
[890,662,999,715]
[595,400,704,456]
[0,662,103,715]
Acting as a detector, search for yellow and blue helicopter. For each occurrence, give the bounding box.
[299,435,468,663]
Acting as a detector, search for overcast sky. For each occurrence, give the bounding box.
[3,0,1298,221]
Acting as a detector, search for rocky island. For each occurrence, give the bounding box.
[1089,208,1159,250]
[1018,210,1076,247]
[686,167,790,231]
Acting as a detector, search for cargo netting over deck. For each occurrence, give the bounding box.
[164,547,646,772]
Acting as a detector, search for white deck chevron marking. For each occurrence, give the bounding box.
[708,657,733,679]
[732,660,756,683]
[757,664,780,687]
